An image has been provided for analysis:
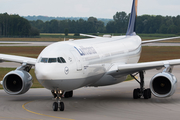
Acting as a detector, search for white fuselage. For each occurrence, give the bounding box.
[34,35,142,91]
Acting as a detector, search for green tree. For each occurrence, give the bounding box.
[0,13,39,37]
[113,11,128,33]
[64,28,69,36]
[159,24,168,34]
[30,27,40,36]
[106,21,116,33]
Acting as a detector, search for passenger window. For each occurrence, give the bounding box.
[48,58,57,63]
[41,58,48,63]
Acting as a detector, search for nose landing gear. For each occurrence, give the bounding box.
[52,90,64,111]
[51,90,74,111]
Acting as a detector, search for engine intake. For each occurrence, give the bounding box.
[2,70,33,95]
[150,72,177,98]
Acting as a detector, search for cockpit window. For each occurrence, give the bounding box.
[48,58,57,63]
[41,58,48,63]
[40,57,66,63]
[58,57,66,63]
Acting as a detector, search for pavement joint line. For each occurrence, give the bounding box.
[0,117,41,120]
[22,101,75,120]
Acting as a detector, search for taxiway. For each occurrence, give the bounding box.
[0,67,180,120]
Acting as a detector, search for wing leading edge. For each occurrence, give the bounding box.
[142,36,180,44]
[107,59,180,77]
[0,54,37,65]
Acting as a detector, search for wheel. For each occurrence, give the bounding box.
[143,89,151,99]
[143,89,149,99]
[59,102,64,111]
[64,91,73,98]
[133,88,141,99]
[147,88,151,98]
[52,102,58,111]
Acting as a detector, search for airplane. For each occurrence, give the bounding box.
[1,0,180,112]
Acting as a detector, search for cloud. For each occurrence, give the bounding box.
[74,4,90,14]
[1,0,180,18]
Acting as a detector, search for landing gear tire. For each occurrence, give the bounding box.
[133,88,141,99]
[131,71,151,100]
[143,89,151,99]
[52,102,58,111]
[59,102,64,111]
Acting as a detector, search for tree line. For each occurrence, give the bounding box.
[30,12,180,34]
[23,16,111,25]
[0,13,39,37]
[29,17,105,34]
[1,12,180,37]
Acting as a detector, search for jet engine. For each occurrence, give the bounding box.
[2,70,33,95]
[150,72,177,98]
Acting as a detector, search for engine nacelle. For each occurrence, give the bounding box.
[2,70,33,95]
[150,72,177,98]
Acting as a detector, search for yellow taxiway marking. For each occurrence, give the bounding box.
[22,101,74,120]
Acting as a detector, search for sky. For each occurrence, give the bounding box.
[1,0,180,19]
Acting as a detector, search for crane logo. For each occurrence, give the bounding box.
[64,67,69,75]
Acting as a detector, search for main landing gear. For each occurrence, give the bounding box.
[51,90,73,111]
[130,71,151,99]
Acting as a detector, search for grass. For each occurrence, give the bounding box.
[0,38,63,42]
[139,46,180,62]
[40,33,88,39]
[125,75,134,81]
[138,33,178,40]
[0,33,179,42]
[0,46,45,58]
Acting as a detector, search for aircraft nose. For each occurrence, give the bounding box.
[35,63,68,80]
[35,66,51,79]
[35,64,57,79]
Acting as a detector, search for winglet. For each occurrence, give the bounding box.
[126,0,138,36]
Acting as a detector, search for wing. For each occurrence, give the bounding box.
[0,54,37,65]
[80,34,102,38]
[142,36,180,44]
[107,59,180,77]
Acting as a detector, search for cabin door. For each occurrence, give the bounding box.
[71,50,82,71]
